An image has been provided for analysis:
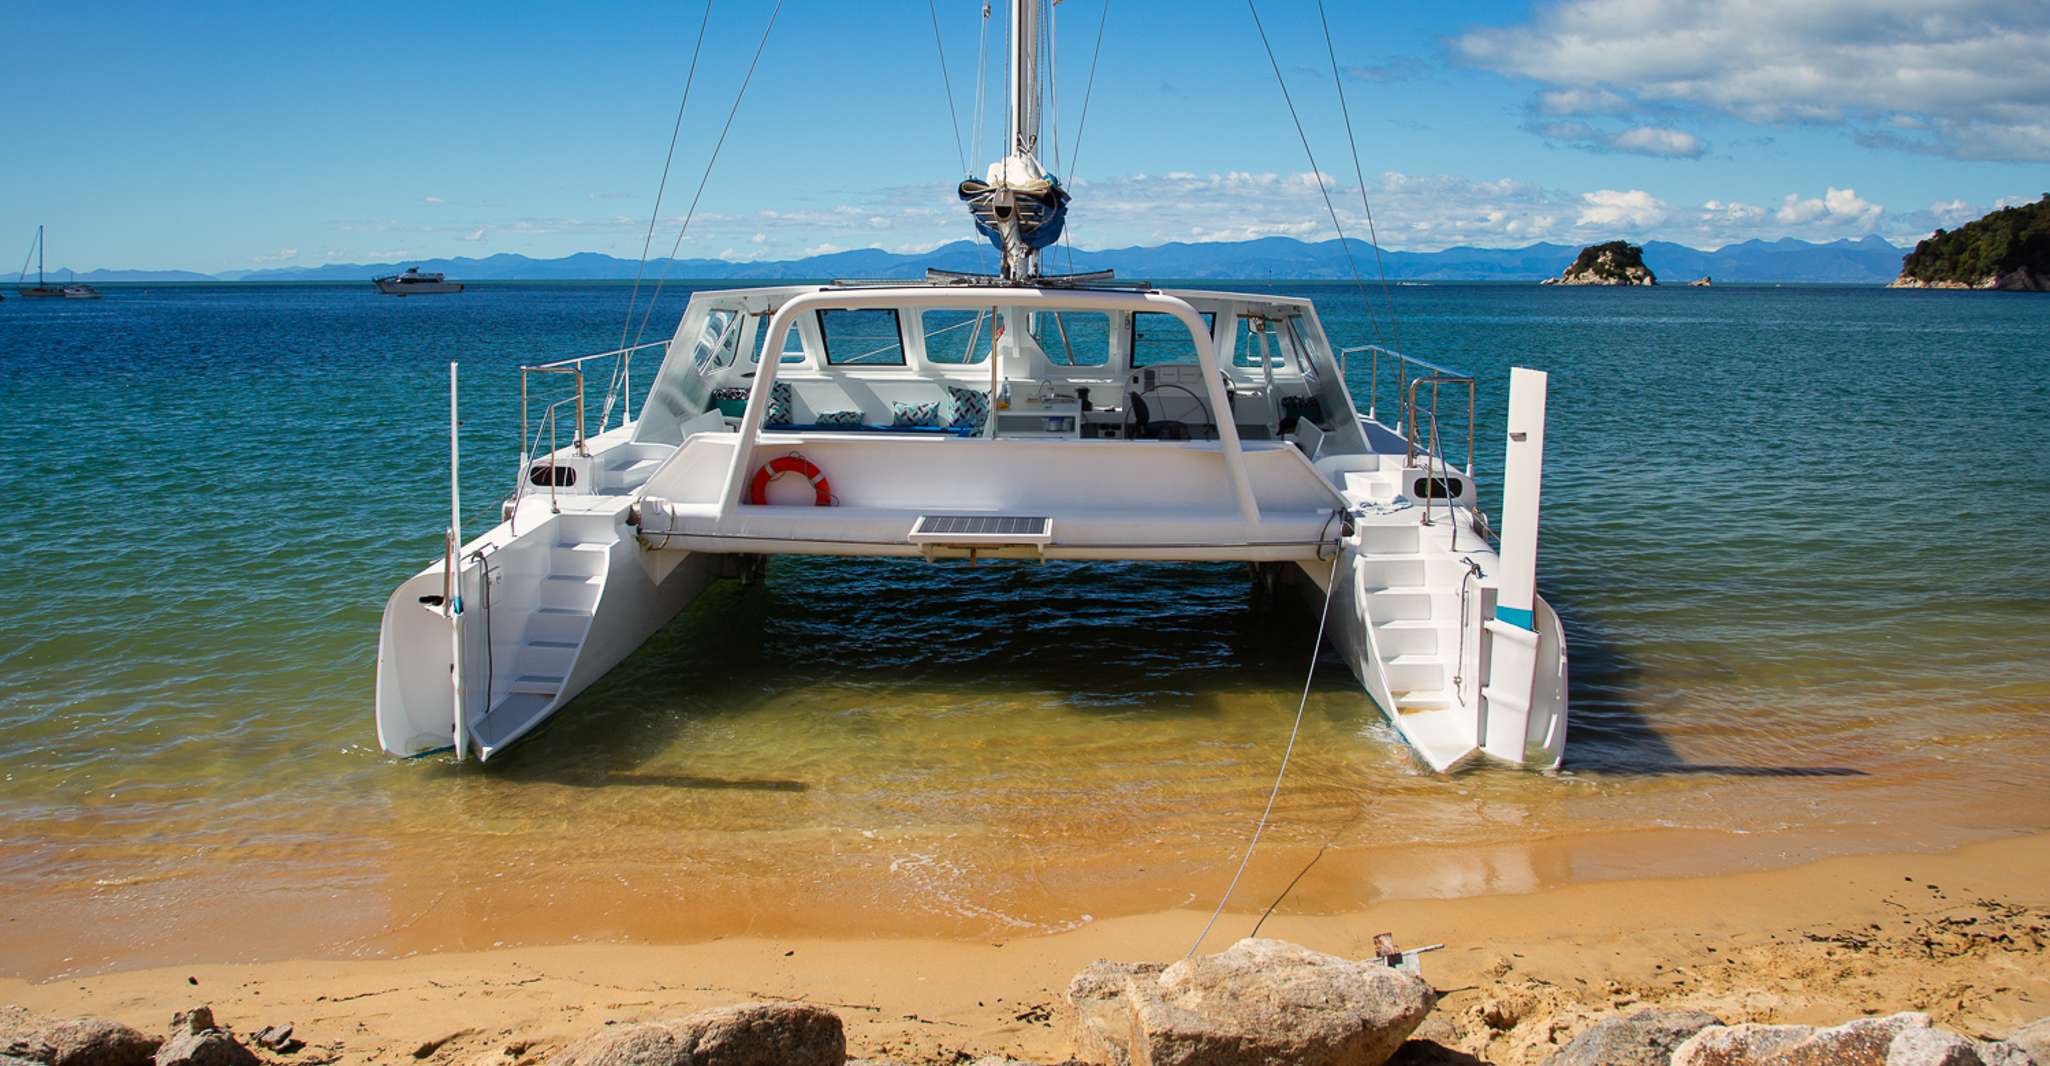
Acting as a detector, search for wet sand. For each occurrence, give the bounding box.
[6,832,2045,1065]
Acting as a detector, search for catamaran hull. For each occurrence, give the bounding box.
[374,500,715,760]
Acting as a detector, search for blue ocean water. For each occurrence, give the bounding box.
[1,281,2045,976]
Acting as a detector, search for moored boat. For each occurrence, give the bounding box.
[373,267,464,295]
[14,226,95,298]
[374,0,1570,773]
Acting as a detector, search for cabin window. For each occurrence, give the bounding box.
[819,309,906,366]
[1231,316,1297,371]
[751,316,808,364]
[1031,311,1111,366]
[1130,311,1217,367]
[921,309,994,364]
[692,309,741,371]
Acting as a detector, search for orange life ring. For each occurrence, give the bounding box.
[748,453,832,506]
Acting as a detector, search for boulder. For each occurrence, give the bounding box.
[548,1002,844,1066]
[1672,1014,2039,1066]
[1119,938,1434,1066]
[2011,1019,2050,1065]
[152,1008,256,1066]
[1064,961,1165,1066]
[1,1007,158,1066]
[1672,1023,1817,1066]
[1541,1008,1722,1066]
[1887,1027,2037,1065]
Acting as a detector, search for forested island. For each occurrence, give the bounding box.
[1892,194,2049,291]
[1542,240,1657,286]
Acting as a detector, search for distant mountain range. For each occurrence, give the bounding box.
[64,234,1912,284]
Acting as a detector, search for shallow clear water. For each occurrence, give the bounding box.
[2,281,2046,977]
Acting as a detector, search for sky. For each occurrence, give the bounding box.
[3,0,2045,274]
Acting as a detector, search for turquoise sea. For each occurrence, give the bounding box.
[2,281,2046,978]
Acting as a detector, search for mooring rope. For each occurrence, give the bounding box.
[1187,547,1342,958]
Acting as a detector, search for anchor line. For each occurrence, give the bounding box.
[1187,547,1342,958]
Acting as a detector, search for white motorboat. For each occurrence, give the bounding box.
[374,1,1569,773]
[373,267,463,295]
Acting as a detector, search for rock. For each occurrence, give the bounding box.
[1673,1023,1817,1066]
[1690,276,1713,287]
[1,1007,159,1066]
[152,1008,256,1066]
[1542,1008,1722,1066]
[1549,241,1657,286]
[2010,1019,2050,1064]
[250,1026,296,1053]
[1887,1027,2038,1065]
[548,1002,843,1066]
[1064,961,1165,1066]
[1119,938,1433,1066]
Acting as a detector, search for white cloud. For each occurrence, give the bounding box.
[1773,186,1882,229]
[1457,0,2050,161]
[459,227,487,242]
[421,196,444,206]
[1610,126,1705,157]
[252,248,299,263]
[750,232,767,244]
[1535,87,1630,116]
[1577,189,1669,228]
[803,243,843,256]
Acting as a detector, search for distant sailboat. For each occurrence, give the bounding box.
[15,226,99,299]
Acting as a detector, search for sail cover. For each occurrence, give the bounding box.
[958,173,1070,255]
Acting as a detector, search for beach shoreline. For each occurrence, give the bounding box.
[7,831,2044,1064]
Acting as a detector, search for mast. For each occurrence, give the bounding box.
[957,0,1069,282]
[1008,0,1039,166]
[37,225,44,288]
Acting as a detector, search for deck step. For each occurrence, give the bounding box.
[540,572,604,609]
[517,640,578,675]
[1389,703,1479,772]
[550,542,610,576]
[1355,523,1420,555]
[509,673,564,696]
[1365,587,1434,621]
[1374,618,1439,656]
[1394,690,1452,713]
[525,606,593,644]
[1386,653,1446,691]
[1357,553,1424,589]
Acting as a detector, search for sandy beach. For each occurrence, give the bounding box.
[7,831,2044,1065]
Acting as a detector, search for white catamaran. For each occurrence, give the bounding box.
[374,1,1568,773]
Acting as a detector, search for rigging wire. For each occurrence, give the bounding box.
[971,2,991,172]
[1316,0,1402,357]
[1244,0,1388,351]
[1187,548,1341,958]
[1045,0,1059,175]
[624,0,787,361]
[606,1,714,430]
[1058,0,1110,274]
[928,0,969,176]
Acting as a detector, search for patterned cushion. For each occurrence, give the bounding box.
[766,381,793,425]
[946,385,989,431]
[710,386,749,401]
[892,400,944,427]
[814,408,864,427]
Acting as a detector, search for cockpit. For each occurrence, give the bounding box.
[633,284,1368,465]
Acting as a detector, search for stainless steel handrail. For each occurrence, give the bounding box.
[1341,344,1476,476]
